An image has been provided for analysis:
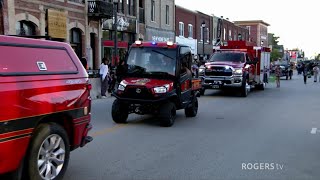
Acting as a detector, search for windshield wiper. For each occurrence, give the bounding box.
[152,50,174,60]
[128,65,146,74]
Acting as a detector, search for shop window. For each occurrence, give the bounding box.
[102,30,111,40]
[70,28,82,58]
[16,21,36,36]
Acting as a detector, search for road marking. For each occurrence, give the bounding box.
[90,124,127,137]
[311,128,317,134]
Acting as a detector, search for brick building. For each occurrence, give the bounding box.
[175,5,197,55]
[195,11,213,59]
[220,18,249,45]
[234,20,270,47]
[138,0,175,42]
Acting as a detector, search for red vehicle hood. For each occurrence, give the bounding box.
[122,78,173,88]
[205,61,245,68]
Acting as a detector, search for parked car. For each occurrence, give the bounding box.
[0,35,92,180]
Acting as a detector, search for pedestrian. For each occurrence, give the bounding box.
[275,64,281,88]
[302,63,308,84]
[100,58,109,98]
[313,65,319,82]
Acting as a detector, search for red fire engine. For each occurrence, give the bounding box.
[199,40,271,97]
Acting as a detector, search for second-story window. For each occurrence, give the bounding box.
[68,0,84,4]
[188,24,193,38]
[246,26,251,35]
[165,5,169,25]
[206,28,209,42]
[118,0,125,14]
[128,0,136,16]
[179,22,184,37]
[151,0,155,21]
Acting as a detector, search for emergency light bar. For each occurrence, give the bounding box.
[167,41,174,46]
[135,40,142,45]
[215,49,248,52]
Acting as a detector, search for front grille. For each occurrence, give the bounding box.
[123,86,153,99]
[205,67,232,76]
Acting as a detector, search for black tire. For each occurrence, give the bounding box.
[112,99,129,123]
[159,102,176,127]
[256,83,265,90]
[240,82,248,97]
[27,123,70,180]
[185,96,198,117]
[200,88,205,96]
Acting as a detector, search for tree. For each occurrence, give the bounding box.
[269,34,282,61]
[271,48,282,62]
[316,54,320,61]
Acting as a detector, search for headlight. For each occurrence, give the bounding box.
[199,68,205,73]
[233,68,243,75]
[153,84,170,94]
[118,81,127,91]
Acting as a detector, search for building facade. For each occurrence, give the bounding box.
[234,20,270,47]
[101,0,138,66]
[195,11,213,60]
[217,18,249,46]
[138,0,175,42]
[0,0,105,70]
[175,5,197,55]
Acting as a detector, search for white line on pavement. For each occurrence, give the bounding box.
[311,128,317,134]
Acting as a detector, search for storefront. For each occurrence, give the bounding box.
[145,27,175,42]
[102,15,136,66]
[176,36,197,55]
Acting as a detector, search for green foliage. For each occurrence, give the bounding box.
[316,54,320,60]
[271,48,282,61]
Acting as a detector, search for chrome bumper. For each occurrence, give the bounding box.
[201,75,243,88]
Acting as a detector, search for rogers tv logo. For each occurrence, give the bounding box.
[242,163,284,170]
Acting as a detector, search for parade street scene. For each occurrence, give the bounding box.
[1,0,320,180]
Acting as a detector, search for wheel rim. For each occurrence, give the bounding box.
[37,134,66,180]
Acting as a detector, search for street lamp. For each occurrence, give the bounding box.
[201,21,206,61]
[113,0,119,66]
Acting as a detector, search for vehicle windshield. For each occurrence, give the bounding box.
[209,52,245,63]
[126,47,177,76]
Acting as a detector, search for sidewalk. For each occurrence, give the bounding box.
[89,77,113,100]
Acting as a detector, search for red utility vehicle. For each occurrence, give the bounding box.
[0,35,92,180]
[112,41,201,127]
[199,40,271,97]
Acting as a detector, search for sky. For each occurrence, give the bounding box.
[175,0,319,58]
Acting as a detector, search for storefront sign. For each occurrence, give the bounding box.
[47,9,67,39]
[145,28,175,42]
[102,16,136,33]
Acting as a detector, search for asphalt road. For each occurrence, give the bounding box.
[63,73,320,180]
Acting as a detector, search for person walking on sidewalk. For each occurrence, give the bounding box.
[100,58,109,98]
[302,63,308,84]
[313,64,319,82]
[275,64,281,88]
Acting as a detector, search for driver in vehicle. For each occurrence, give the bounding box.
[162,56,175,75]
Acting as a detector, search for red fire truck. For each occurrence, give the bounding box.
[199,40,271,97]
